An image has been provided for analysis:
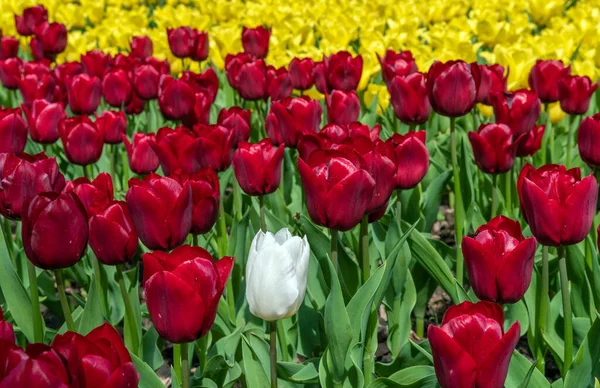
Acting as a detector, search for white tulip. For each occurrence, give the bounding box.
[246,228,310,321]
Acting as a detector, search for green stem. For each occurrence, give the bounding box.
[330,229,339,272]
[55,270,75,331]
[259,196,266,232]
[450,117,464,285]
[491,174,498,218]
[277,320,288,362]
[173,344,181,383]
[110,144,116,182]
[558,247,572,375]
[181,342,190,388]
[541,103,553,164]
[270,321,278,388]
[27,260,43,343]
[196,336,207,375]
[416,316,424,338]
[396,190,402,229]
[504,171,511,217]
[122,150,129,189]
[360,215,370,283]
[218,196,235,322]
[192,234,198,246]
[116,265,139,356]
[82,164,89,179]
[566,114,573,169]
[146,107,152,133]
[535,246,549,373]
[92,257,109,319]
[233,179,242,221]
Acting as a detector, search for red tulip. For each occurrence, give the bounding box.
[528,60,571,103]
[130,36,153,58]
[167,27,203,59]
[345,122,381,142]
[192,32,209,62]
[490,89,541,136]
[233,139,284,196]
[463,216,536,303]
[22,191,88,269]
[312,60,328,94]
[326,90,360,125]
[193,124,235,171]
[218,107,251,147]
[126,173,192,250]
[53,61,83,93]
[378,49,417,86]
[384,131,429,189]
[22,99,65,144]
[29,36,48,61]
[65,172,114,218]
[326,51,363,92]
[133,64,161,100]
[0,107,28,154]
[15,5,48,36]
[476,64,507,105]
[0,58,23,89]
[173,169,220,235]
[516,124,545,158]
[81,50,112,79]
[427,60,480,117]
[66,74,102,115]
[125,92,146,115]
[289,58,314,90]
[102,68,132,108]
[143,245,234,342]
[388,73,431,125]
[578,114,600,167]
[234,58,268,100]
[181,92,212,128]
[518,164,597,246]
[95,110,127,144]
[181,68,219,103]
[558,75,598,115]
[468,123,521,174]
[0,307,14,343]
[242,26,271,59]
[298,150,375,231]
[18,73,57,107]
[0,342,70,387]
[151,126,202,176]
[267,96,322,147]
[428,301,520,388]
[123,133,159,174]
[225,53,252,89]
[32,22,67,55]
[158,75,196,120]
[59,116,104,165]
[24,60,51,76]
[0,37,19,60]
[0,152,65,220]
[267,65,293,101]
[89,201,138,265]
[298,123,381,161]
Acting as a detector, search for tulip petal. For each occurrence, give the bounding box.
[126,186,168,250]
[325,170,375,231]
[441,314,503,365]
[394,137,429,190]
[476,322,520,388]
[462,236,499,302]
[428,326,477,388]
[167,182,193,249]
[104,362,139,388]
[81,355,112,387]
[297,158,327,227]
[521,178,562,246]
[561,175,598,245]
[496,237,536,303]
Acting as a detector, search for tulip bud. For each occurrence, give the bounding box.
[15,5,48,36]
[326,90,360,125]
[158,76,195,120]
[528,60,571,103]
[65,172,114,218]
[102,69,132,108]
[123,133,159,174]
[18,73,57,108]
[167,27,196,58]
[247,228,309,320]
[0,152,65,220]
[384,131,429,189]
[59,116,104,166]
[289,58,314,90]
[133,64,160,100]
[126,174,192,250]
[130,36,153,58]
[267,65,293,101]
[378,50,417,86]
[66,74,102,115]
[22,192,88,269]
[428,301,520,388]
[476,64,507,105]
[22,99,65,144]
[516,124,545,157]
[173,169,220,235]
[193,124,235,171]
[218,107,251,147]
[191,32,209,62]
[468,123,520,174]
[0,37,19,60]
[427,60,480,117]
[151,126,201,176]
[268,96,322,147]
[558,75,598,115]
[388,73,430,125]
[95,110,127,144]
[142,245,234,342]
[518,164,598,246]
[0,58,23,89]
[32,22,67,55]
[233,140,284,196]
[490,89,541,136]
[0,107,28,154]
[242,26,271,59]
[89,201,138,265]
[326,51,363,92]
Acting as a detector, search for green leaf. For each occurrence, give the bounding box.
[76,274,104,335]
[368,366,437,388]
[241,335,271,388]
[505,351,551,388]
[564,312,600,387]
[131,353,165,388]
[422,171,452,232]
[142,327,164,370]
[276,361,319,384]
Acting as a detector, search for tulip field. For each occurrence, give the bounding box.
[3,1,600,387]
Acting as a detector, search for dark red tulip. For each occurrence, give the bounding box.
[490,89,541,136]
[80,50,111,79]
[579,114,600,167]
[345,122,381,142]
[126,173,193,250]
[59,115,104,166]
[384,131,429,189]
[142,245,234,342]
[95,110,126,144]
[130,36,153,58]
[102,68,132,108]
[181,68,219,103]
[558,75,598,115]
[312,60,328,94]
[53,61,83,92]
[326,90,360,125]
[123,133,159,174]
[388,72,431,125]
[242,26,270,59]
[173,169,220,235]
[166,27,196,58]
[0,342,70,387]
[151,126,201,176]
[267,65,293,101]
[0,308,14,343]
[192,32,209,62]
[326,51,363,92]
[427,60,480,117]
[181,92,212,128]
[0,107,28,154]
[0,37,19,60]
[516,124,545,157]
[225,53,252,89]
[89,201,138,265]
[125,91,146,115]
[32,22,67,55]
[518,164,597,246]
[66,74,102,115]
[158,75,195,120]
[24,60,51,76]
[378,49,417,86]
[193,124,235,172]
[298,150,375,231]
[22,191,88,269]
[65,173,114,218]
[289,58,314,90]
[218,107,251,147]
[22,99,65,144]
[476,64,507,105]
[233,139,284,196]
[463,216,536,303]
[51,323,139,388]
[18,73,57,107]
[235,59,268,100]
[133,64,160,100]
[29,36,48,61]
[0,58,23,89]
[428,301,520,388]
[267,96,322,147]
[528,60,571,103]
[297,123,380,161]
[468,123,521,174]
[15,5,48,36]
[0,152,65,220]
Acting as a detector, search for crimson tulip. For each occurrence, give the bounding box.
[22,99,65,144]
[193,124,235,171]
[516,124,545,157]
[15,5,48,36]
[89,201,138,265]
[29,37,48,61]
[468,123,521,174]
[95,110,127,144]
[18,73,57,107]
[167,27,207,59]
[428,301,520,388]
[578,114,600,167]
[490,89,541,136]
[0,152,65,220]
[518,164,597,246]
[123,133,160,174]
[158,75,196,120]
[218,107,251,147]
[0,342,70,387]
[242,26,271,59]
[0,307,14,343]
[192,32,209,62]
[142,245,234,343]
[388,73,430,125]
[133,64,161,100]
[59,116,104,166]
[181,68,220,103]
[181,92,212,128]
[384,131,429,189]
[558,75,598,115]
[234,58,268,100]
[267,96,322,147]
[427,60,480,117]
[289,58,314,90]
[24,60,51,76]
[65,172,114,218]
[81,50,111,79]
[225,53,252,89]
[0,58,23,89]
[130,36,153,58]
[267,65,293,101]
[476,64,507,105]
[326,51,363,92]
[0,37,19,60]
[22,191,88,269]
[463,216,536,303]
[53,61,83,96]
[313,60,328,94]
[173,169,220,235]
[102,68,132,107]
[32,22,67,55]
[66,74,102,115]
[151,126,201,176]
[326,89,360,125]
[528,60,571,103]
[125,91,146,115]
[0,107,28,154]
[233,139,284,196]
[126,173,192,250]
[378,49,417,86]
